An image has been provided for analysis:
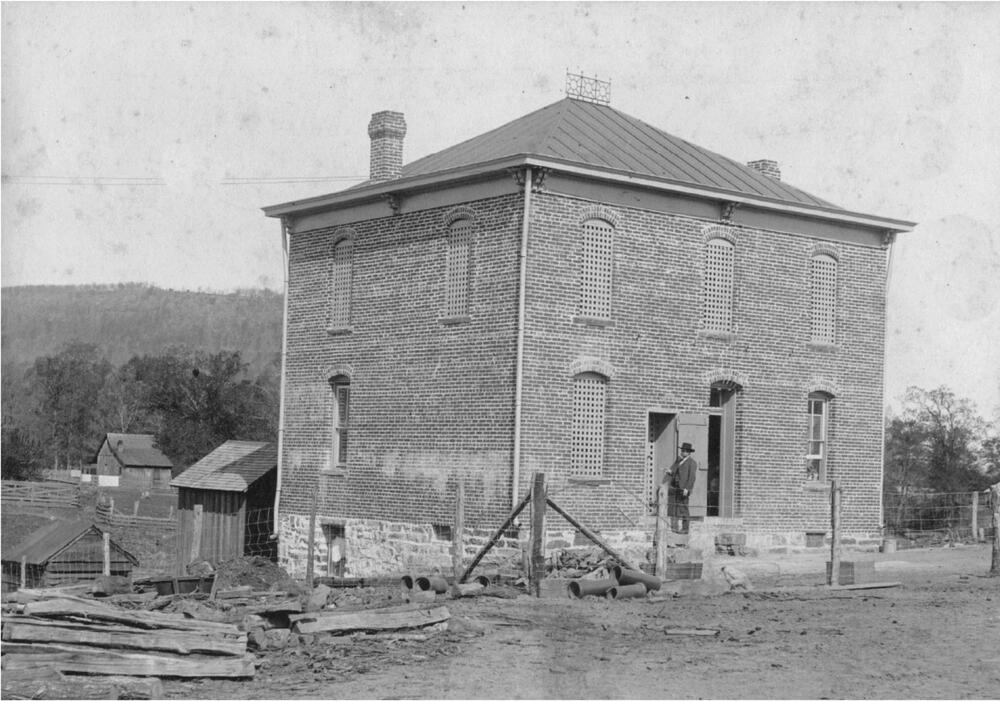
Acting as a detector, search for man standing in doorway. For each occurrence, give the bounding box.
[666,442,697,534]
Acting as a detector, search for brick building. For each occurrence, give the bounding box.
[263,90,913,577]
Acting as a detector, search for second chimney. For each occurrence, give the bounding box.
[368,110,407,182]
[747,159,781,180]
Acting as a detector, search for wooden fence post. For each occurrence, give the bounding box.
[133,500,140,517]
[190,504,203,565]
[828,479,842,586]
[530,472,546,597]
[103,532,111,576]
[971,490,979,540]
[305,487,319,589]
[20,556,27,590]
[451,478,465,596]
[990,482,1000,577]
[655,484,668,577]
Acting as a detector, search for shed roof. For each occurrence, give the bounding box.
[101,433,173,469]
[171,441,277,493]
[2,519,138,567]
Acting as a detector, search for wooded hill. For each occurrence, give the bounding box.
[1,284,283,375]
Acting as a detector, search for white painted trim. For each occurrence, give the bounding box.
[512,168,532,510]
[263,154,915,233]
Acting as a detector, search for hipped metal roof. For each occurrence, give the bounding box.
[3,520,138,567]
[263,97,914,232]
[100,433,173,469]
[171,441,277,493]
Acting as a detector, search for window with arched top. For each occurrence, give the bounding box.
[810,254,837,343]
[571,372,607,476]
[577,219,614,319]
[329,375,350,469]
[330,239,354,329]
[444,218,473,317]
[806,391,832,481]
[703,238,734,332]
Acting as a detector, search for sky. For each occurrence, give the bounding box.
[2,2,999,417]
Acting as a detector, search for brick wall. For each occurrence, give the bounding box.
[279,183,889,574]
[517,191,886,535]
[281,193,524,534]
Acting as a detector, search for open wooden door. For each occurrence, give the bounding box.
[676,413,710,519]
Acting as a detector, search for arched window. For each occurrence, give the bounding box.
[577,219,614,319]
[806,391,832,481]
[444,218,473,317]
[571,372,607,476]
[703,238,734,332]
[810,254,837,343]
[330,239,354,329]
[329,375,350,468]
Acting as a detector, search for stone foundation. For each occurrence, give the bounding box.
[277,514,883,579]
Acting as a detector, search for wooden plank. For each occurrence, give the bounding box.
[291,604,450,634]
[2,674,164,700]
[829,581,902,591]
[21,597,241,634]
[664,628,720,636]
[0,644,255,678]
[3,618,246,656]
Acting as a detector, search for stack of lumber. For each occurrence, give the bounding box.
[1,592,255,684]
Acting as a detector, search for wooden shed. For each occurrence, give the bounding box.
[1,520,138,592]
[171,441,277,573]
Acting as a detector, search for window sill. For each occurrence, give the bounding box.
[568,476,612,486]
[320,467,348,478]
[803,481,830,492]
[572,316,614,328]
[807,341,838,352]
[326,326,353,336]
[439,314,471,326]
[699,330,737,342]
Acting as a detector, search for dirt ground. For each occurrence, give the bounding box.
[167,545,999,700]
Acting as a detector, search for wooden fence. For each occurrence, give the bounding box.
[1,481,80,509]
[95,502,176,534]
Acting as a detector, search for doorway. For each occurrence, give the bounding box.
[646,412,709,518]
[708,384,738,518]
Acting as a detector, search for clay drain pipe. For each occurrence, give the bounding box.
[567,578,615,598]
[612,565,662,592]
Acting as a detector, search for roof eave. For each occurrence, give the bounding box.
[263,156,915,233]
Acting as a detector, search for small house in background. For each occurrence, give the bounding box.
[171,441,277,573]
[93,433,173,489]
[1,520,137,592]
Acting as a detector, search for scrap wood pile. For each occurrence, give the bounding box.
[0,590,255,698]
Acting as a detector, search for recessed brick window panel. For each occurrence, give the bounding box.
[330,239,354,328]
[444,219,472,317]
[571,373,607,476]
[703,238,734,332]
[577,219,614,319]
[810,254,837,343]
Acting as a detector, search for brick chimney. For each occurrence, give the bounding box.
[747,159,781,180]
[367,111,407,182]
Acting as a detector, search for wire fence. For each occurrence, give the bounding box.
[883,489,995,541]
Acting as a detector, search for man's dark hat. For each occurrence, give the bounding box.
[680,442,695,453]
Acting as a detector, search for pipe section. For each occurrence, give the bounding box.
[567,578,615,599]
[415,575,449,593]
[607,583,648,600]
[612,565,662,592]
